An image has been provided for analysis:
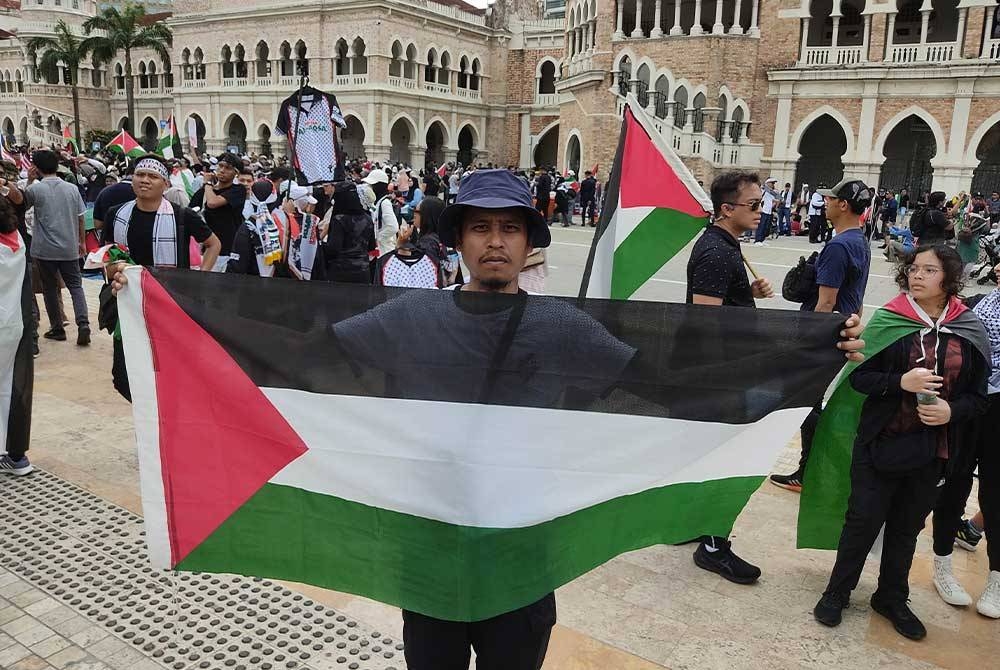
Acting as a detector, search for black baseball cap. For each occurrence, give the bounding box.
[818,179,872,210]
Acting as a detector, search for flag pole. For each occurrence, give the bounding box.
[742,257,760,281]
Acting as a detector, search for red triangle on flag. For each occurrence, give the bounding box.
[618,107,705,218]
[139,271,308,566]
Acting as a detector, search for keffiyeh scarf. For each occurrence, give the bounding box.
[113,200,177,267]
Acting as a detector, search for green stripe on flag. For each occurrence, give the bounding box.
[178,475,764,622]
[610,207,706,300]
[796,309,921,550]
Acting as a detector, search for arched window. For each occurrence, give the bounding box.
[425,48,438,83]
[673,85,688,128]
[15,69,23,93]
[470,58,481,91]
[538,60,556,94]
[692,92,706,132]
[279,41,293,77]
[256,41,270,79]
[458,56,469,89]
[138,61,148,88]
[389,41,403,77]
[351,37,367,75]
[617,55,631,97]
[147,61,157,89]
[439,51,451,86]
[927,0,960,43]
[194,48,205,79]
[335,39,349,76]
[404,43,418,80]
[894,0,922,45]
[181,48,192,81]
[730,107,745,142]
[295,40,309,76]
[234,44,247,79]
[807,0,834,47]
[114,63,124,90]
[635,63,650,107]
[221,45,233,79]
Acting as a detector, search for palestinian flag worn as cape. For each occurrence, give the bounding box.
[798,293,990,549]
[119,267,847,621]
[581,94,712,300]
[0,231,32,457]
[108,130,145,158]
[158,115,181,160]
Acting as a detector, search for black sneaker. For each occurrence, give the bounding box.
[769,470,803,493]
[32,341,39,358]
[955,518,983,552]
[870,594,926,641]
[43,328,66,341]
[693,537,761,584]
[814,592,849,627]
[77,326,91,347]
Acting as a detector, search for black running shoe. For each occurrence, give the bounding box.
[43,328,66,341]
[77,326,91,347]
[870,594,926,641]
[769,470,803,493]
[955,518,983,552]
[693,537,761,584]
[814,592,849,627]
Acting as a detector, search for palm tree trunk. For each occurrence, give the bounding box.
[71,74,81,152]
[125,48,135,134]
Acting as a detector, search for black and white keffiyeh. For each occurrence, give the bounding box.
[113,199,177,267]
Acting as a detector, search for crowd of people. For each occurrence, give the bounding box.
[1,137,998,669]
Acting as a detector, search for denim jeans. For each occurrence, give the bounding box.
[754,212,773,243]
[777,207,792,235]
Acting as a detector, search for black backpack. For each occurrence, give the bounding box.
[909,207,927,237]
[782,251,820,303]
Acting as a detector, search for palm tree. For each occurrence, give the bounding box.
[82,3,172,135]
[25,20,87,149]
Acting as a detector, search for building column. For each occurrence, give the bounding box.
[670,0,684,35]
[691,0,704,35]
[731,0,744,35]
[885,12,896,60]
[632,0,646,37]
[749,0,760,36]
[831,15,841,49]
[798,17,809,62]
[713,0,725,34]
[984,5,998,57]
[955,7,967,58]
[919,5,931,45]
[651,0,664,37]
[861,13,871,61]
[615,0,626,39]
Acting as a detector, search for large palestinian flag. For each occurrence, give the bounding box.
[119,267,847,621]
[581,94,712,300]
[798,293,990,549]
[0,230,31,456]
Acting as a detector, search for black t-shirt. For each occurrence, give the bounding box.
[104,202,213,269]
[686,224,755,308]
[916,207,949,244]
[190,183,247,255]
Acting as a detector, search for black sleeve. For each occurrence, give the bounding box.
[849,341,904,398]
[189,187,205,209]
[103,204,120,245]
[949,341,990,424]
[182,208,213,243]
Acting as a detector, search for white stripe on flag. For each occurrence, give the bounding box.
[585,206,654,299]
[116,267,171,568]
[0,237,25,453]
[264,388,809,529]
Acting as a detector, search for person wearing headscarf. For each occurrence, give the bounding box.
[324,182,374,284]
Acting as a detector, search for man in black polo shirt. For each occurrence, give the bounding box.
[685,169,775,584]
[190,152,247,270]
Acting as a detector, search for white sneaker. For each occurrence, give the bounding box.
[753,241,763,246]
[933,554,972,606]
[977,571,1000,618]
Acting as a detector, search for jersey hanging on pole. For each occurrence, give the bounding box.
[275,86,347,185]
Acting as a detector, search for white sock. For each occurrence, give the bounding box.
[704,537,720,553]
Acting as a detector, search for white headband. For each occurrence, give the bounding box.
[134,158,169,180]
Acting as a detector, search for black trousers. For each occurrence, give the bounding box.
[5,262,34,461]
[535,198,550,223]
[36,258,89,329]
[933,394,999,571]
[402,593,555,670]
[808,215,824,243]
[796,403,823,477]
[579,197,596,224]
[825,445,942,604]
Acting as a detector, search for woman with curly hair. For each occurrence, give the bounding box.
[814,244,990,641]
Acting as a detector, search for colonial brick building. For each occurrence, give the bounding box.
[1,0,999,196]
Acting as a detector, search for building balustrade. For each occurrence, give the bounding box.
[534,92,557,107]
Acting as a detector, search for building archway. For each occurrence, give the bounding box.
[879,115,936,196]
[971,121,1000,196]
[389,116,413,165]
[457,125,476,166]
[18,117,27,144]
[565,132,582,175]
[140,117,158,151]
[425,120,447,168]
[188,114,206,155]
[795,114,846,190]
[342,115,365,159]
[224,114,247,154]
[2,117,14,145]
[257,124,271,156]
[533,123,558,168]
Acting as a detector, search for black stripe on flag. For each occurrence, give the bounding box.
[578,111,626,300]
[149,269,846,425]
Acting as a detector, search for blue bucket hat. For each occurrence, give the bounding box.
[438,169,551,249]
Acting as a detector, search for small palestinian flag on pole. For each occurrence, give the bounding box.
[797,293,990,549]
[118,267,847,621]
[62,126,78,155]
[107,129,145,158]
[157,115,180,160]
[580,94,712,300]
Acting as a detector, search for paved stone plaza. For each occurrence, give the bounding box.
[0,231,996,669]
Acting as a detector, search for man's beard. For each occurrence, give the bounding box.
[479,277,512,291]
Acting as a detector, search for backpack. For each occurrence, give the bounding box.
[782,251,820,303]
[909,208,927,237]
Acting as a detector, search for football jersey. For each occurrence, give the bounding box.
[275,87,347,185]
[379,252,441,289]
